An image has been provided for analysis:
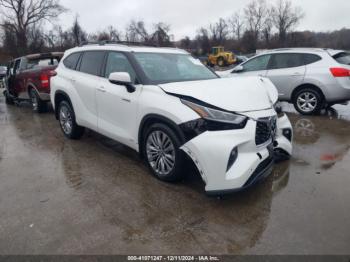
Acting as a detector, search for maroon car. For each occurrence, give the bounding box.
[3,52,63,113]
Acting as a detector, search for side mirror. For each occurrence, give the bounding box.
[232,65,244,73]
[108,72,136,93]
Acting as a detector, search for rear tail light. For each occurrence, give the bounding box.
[330,68,350,77]
[40,70,57,88]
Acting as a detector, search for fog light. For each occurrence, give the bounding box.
[283,128,292,142]
[227,147,238,172]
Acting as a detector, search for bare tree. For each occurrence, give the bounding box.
[209,18,229,45]
[0,0,66,54]
[271,0,304,46]
[244,0,267,49]
[125,20,149,43]
[196,27,211,54]
[229,12,244,41]
[71,16,87,46]
[262,7,274,47]
[151,22,172,46]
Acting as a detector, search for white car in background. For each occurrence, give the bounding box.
[51,43,293,195]
[218,48,350,115]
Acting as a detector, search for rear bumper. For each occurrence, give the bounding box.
[38,92,51,101]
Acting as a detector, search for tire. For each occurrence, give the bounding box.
[29,89,47,113]
[142,123,186,182]
[293,88,323,115]
[217,57,226,67]
[4,91,14,105]
[58,100,85,140]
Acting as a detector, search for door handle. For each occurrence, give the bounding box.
[97,86,106,93]
[291,73,302,76]
[70,78,76,82]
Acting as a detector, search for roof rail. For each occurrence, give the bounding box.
[79,40,158,47]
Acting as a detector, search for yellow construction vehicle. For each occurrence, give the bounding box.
[207,46,236,67]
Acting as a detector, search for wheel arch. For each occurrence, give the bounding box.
[138,114,186,158]
[27,83,38,97]
[291,83,325,102]
[54,90,73,120]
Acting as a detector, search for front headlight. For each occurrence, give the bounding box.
[181,99,247,125]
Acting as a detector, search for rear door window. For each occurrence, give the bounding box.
[269,53,304,70]
[333,52,350,65]
[242,55,271,72]
[79,51,106,76]
[63,52,81,70]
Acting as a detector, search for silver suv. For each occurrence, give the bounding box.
[219,48,350,115]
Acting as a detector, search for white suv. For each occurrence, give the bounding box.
[219,48,350,115]
[51,43,293,195]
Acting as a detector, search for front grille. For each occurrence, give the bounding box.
[255,117,277,146]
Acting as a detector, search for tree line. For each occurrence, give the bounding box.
[0,0,349,64]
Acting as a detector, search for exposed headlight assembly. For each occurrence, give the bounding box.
[181,99,247,126]
[180,99,248,142]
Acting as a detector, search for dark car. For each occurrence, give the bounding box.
[3,52,63,112]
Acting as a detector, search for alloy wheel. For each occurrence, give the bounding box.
[59,105,73,135]
[146,130,176,176]
[297,92,317,113]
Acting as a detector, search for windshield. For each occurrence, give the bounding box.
[133,53,218,84]
[333,52,350,65]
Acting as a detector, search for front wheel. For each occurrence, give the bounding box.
[293,88,323,115]
[143,123,186,182]
[217,57,226,67]
[58,101,85,140]
[4,91,14,105]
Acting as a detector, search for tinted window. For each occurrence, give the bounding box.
[303,54,322,65]
[333,52,350,65]
[105,52,137,83]
[269,53,304,70]
[79,51,105,76]
[242,55,271,72]
[63,53,81,70]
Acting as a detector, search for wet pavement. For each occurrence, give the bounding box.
[0,93,349,255]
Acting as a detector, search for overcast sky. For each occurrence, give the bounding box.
[58,0,350,40]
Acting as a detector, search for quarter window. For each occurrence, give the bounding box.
[303,54,322,65]
[269,53,304,70]
[63,52,81,70]
[242,55,271,72]
[79,51,105,76]
[104,52,137,83]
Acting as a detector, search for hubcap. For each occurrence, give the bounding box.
[59,105,73,135]
[146,131,176,176]
[31,91,38,111]
[297,92,317,113]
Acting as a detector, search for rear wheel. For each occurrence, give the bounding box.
[29,89,47,113]
[293,88,323,115]
[143,123,186,182]
[58,100,85,139]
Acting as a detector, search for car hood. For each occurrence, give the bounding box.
[159,77,277,113]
